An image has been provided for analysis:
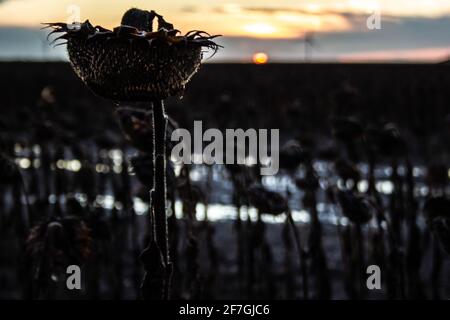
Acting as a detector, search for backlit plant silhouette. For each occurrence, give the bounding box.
[45,8,220,300]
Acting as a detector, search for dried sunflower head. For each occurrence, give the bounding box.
[0,152,20,185]
[424,196,450,254]
[45,8,221,102]
[430,217,450,254]
[26,216,92,272]
[279,140,310,171]
[115,107,178,153]
[424,196,450,222]
[337,190,374,224]
[248,184,289,215]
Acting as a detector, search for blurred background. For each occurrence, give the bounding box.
[0,1,449,300]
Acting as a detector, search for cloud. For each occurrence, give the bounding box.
[209,4,403,34]
[179,5,198,13]
[213,5,341,16]
[213,5,388,17]
[310,15,450,55]
[241,6,344,16]
[210,4,450,34]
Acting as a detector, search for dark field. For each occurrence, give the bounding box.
[2,62,450,148]
[0,62,449,300]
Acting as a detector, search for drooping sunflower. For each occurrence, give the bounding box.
[44,8,220,102]
[45,8,221,300]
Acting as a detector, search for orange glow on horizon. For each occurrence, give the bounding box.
[1,1,450,40]
[253,52,269,64]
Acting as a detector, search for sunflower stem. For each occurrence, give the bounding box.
[139,99,171,300]
[152,99,171,298]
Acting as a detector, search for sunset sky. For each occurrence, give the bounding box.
[2,0,450,62]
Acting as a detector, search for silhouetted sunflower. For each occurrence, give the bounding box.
[116,107,178,153]
[0,152,20,185]
[248,184,289,215]
[25,216,92,283]
[44,8,220,102]
[337,190,374,224]
[424,196,450,254]
[26,216,91,265]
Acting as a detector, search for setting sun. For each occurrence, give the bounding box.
[252,52,269,64]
